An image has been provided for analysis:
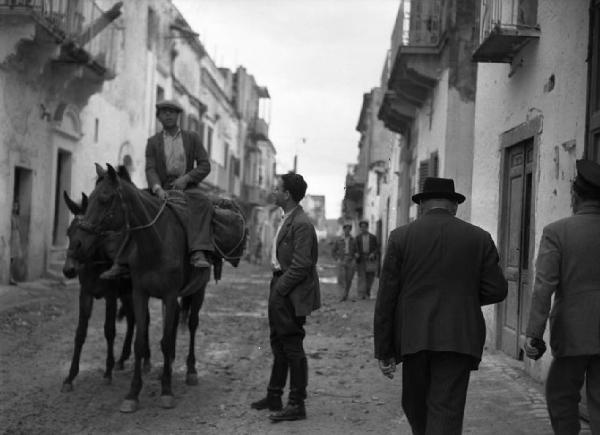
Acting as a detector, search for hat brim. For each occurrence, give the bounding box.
[155,105,183,113]
[412,191,466,204]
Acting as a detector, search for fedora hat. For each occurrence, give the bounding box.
[155,99,183,113]
[412,177,466,204]
[576,159,600,190]
[342,222,352,229]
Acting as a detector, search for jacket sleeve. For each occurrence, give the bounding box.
[373,232,402,360]
[185,131,211,184]
[479,233,508,306]
[145,138,161,190]
[526,226,561,339]
[274,221,315,296]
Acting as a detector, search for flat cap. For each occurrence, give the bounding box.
[155,99,183,112]
[576,159,600,190]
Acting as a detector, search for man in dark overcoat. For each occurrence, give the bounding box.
[373,177,508,435]
[524,159,600,434]
[250,172,321,422]
[100,99,213,279]
[355,220,379,299]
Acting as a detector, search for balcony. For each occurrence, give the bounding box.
[242,184,268,205]
[378,91,416,135]
[472,0,540,63]
[252,117,269,141]
[0,0,122,78]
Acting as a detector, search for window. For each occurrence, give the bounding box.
[587,0,600,163]
[418,152,439,191]
[418,160,430,192]
[94,118,99,143]
[224,143,229,169]
[147,7,159,50]
[206,126,213,158]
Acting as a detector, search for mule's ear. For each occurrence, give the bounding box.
[106,163,118,182]
[95,163,106,177]
[81,193,88,213]
[63,191,81,215]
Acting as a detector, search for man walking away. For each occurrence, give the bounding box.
[332,222,357,302]
[374,177,508,435]
[250,172,321,422]
[524,159,600,435]
[356,220,379,299]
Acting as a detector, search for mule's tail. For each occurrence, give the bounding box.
[179,297,190,330]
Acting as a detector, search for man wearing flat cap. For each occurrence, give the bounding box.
[374,177,508,434]
[101,99,213,279]
[332,222,357,302]
[524,159,600,434]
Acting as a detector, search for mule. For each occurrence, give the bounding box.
[74,163,210,412]
[61,191,151,392]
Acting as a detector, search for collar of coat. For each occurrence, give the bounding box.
[277,205,303,245]
[575,202,600,215]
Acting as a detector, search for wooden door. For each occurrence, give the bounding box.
[499,139,534,359]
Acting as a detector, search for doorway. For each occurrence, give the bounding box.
[499,138,534,359]
[52,149,72,246]
[11,167,32,281]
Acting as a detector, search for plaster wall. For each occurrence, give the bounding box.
[472,0,589,378]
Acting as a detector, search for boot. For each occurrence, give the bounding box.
[250,357,287,411]
[99,263,130,280]
[270,358,307,421]
[190,251,210,268]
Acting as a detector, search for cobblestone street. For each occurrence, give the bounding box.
[0,256,592,434]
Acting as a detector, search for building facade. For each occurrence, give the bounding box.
[471,0,599,388]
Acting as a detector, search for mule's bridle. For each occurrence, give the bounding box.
[76,183,168,237]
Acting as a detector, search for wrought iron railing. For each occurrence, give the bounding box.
[0,0,120,72]
[479,0,539,41]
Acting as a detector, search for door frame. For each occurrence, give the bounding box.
[496,115,542,356]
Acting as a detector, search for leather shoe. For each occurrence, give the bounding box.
[269,402,306,421]
[190,251,210,268]
[250,395,282,411]
[99,263,130,280]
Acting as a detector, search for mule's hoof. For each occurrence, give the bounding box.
[103,376,112,385]
[143,361,152,374]
[160,395,175,409]
[186,373,198,386]
[61,383,73,393]
[119,399,138,413]
[116,361,125,371]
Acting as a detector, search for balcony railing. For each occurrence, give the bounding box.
[242,184,268,205]
[473,0,540,63]
[0,0,121,73]
[252,117,269,141]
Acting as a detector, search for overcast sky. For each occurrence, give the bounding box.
[173,0,400,218]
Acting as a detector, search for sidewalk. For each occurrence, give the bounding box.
[0,278,78,314]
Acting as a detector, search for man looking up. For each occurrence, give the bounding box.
[251,172,321,422]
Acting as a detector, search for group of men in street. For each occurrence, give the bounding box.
[101,98,599,432]
[331,220,379,301]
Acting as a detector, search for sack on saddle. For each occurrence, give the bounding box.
[211,198,247,268]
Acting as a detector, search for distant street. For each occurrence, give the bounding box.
[0,252,591,434]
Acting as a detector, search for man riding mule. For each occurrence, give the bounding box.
[73,163,212,412]
[101,99,213,279]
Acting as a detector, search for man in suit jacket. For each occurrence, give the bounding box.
[374,177,507,435]
[332,222,357,301]
[355,220,379,299]
[100,99,213,279]
[524,159,600,434]
[251,172,321,422]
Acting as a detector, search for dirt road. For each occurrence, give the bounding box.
[0,256,406,434]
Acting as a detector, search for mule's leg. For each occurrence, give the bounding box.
[185,286,206,386]
[120,292,149,413]
[159,294,179,409]
[62,292,93,392]
[117,294,134,370]
[103,293,117,384]
[143,305,151,373]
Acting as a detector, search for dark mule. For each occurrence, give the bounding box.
[61,191,150,392]
[75,164,210,412]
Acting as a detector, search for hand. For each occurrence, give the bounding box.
[155,187,168,201]
[378,358,396,379]
[523,337,539,359]
[171,175,189,190]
